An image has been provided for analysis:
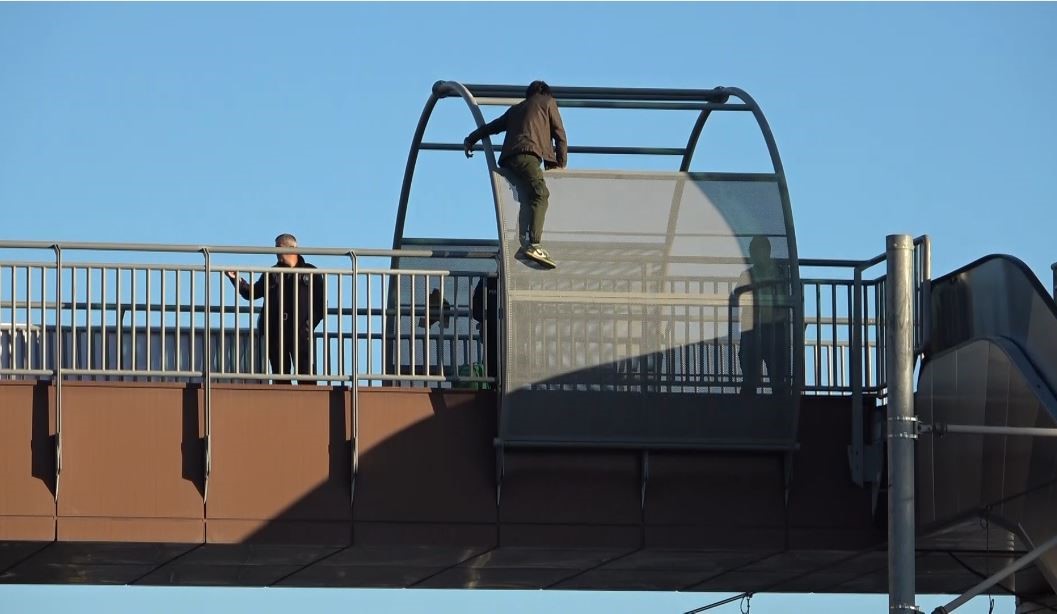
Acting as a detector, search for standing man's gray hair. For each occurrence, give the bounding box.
[274,233,298,247]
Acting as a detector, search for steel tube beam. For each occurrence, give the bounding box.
[456,83,735,103]
[887,234,920,614]
[420,143,686,156]
[933,531,1057,614]
[475,98,750,111]
[922,423,1057,438]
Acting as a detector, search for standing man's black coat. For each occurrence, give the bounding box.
[233,256,325,376]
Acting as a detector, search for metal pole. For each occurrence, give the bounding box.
[1051,262,1056,300]
[887,234,920,614]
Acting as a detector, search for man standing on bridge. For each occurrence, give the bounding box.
[464,80,568,268]
[225,233,326,382]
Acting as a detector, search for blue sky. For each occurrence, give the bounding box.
[2,2,1054,612]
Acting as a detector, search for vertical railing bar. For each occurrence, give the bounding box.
[844,282,851,389]
[146,267,152,375]
[712,280,719,390]
[350,253,359,505]
[232,268,239,376]
[117,267,124,371]
[294,269,301,378]
[38,266,45,372]
[161,269,167,373]
[424,274,431,378]
[131,267,137,372]
[814,282,821,389]
[4,265,10,374]
[349,252,358,386]
[25,266,32,372]
[863,283,871,389]
[368,272,374,379]
[395,272,401,379]
[322,270,328,381]
[175,270,181,373]
[86,267,93,371]
[263,268,269,379]
[248,268,255,377]
[9,265,16,373]
[189,270,194,374]
[446,275,452,387]
[410,273,416,378]
[219,267,226,376]
[337,269,344,379]
[829,282,837,390]
[379,274,385,380]
[278,271,287,378]
[70,265,77,372]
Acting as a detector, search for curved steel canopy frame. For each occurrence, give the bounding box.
[392,80,804,399]
[394,81,798,263]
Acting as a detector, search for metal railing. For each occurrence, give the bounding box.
[1,239,931,399]
[0,242,497,389]
[800,235,931,486]
[800,235,931,397]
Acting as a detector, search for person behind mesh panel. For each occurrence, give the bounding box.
[225,233,325,382]
[734,235,791,396]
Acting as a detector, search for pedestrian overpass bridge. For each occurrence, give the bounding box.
[1,82,1056,613]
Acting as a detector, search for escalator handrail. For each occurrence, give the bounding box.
[932,253,1057,320]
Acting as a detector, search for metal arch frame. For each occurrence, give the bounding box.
[391,78,805,407]
[392,81,505,253]
[393,81,778,251]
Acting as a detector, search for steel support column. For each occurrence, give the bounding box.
[887,234,920,614]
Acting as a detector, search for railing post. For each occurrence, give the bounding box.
[886,234,920,614]
[849,266,864,486]
[53,245,63,498]
[202,248,212,502]
[349,251,358,506]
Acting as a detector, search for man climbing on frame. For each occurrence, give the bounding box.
[464,80,568,268]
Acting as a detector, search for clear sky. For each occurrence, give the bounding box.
[2,2,1054,612]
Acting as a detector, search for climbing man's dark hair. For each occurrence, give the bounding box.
[526,80,552,98]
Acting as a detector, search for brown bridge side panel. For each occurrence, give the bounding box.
[282,388,498,588]
[57,382,205,543]
[2,384,902,591]
[205,385,351,545]
[0,381,56,547]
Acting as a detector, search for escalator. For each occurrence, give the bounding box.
[917,255,1057,597]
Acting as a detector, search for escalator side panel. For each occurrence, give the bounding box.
[916,338,1057,594]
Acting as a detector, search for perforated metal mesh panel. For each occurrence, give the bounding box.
[494,170,800,447]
